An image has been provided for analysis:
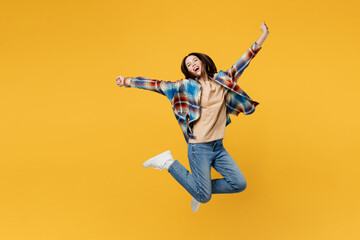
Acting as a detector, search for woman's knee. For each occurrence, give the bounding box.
[196,191,212,203]
[232,178,247,193]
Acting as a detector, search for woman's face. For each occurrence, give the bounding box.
[185,55,202,77]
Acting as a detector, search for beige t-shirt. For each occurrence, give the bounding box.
[188,78,227,143]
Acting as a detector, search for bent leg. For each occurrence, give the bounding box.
[211,146,247,194]
[167,143,213,203]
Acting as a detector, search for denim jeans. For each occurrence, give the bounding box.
[167,138,247,203]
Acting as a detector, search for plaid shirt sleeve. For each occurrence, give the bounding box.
[224,41,262,83]
[123,76,181,100]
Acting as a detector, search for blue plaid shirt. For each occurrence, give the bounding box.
[122,41,262,143]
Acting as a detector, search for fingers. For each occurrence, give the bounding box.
[264,21,268,28]
[116,76,124,87]
[260,21,269,32]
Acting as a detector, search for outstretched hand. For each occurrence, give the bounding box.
[260,21,269,33]
[116,76,125,87]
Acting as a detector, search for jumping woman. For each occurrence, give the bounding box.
[116,21,269,212]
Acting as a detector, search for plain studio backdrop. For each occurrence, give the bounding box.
[1,0,359,239]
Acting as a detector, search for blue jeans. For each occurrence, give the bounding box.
[168,138,247,203]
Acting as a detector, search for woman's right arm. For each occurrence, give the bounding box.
[116,76,181,100]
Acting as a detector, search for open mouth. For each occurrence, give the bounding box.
[194,67,200,73]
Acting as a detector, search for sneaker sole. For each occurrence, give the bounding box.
[142,150,172,168]
[191,197,200,212]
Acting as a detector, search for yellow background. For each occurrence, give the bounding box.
[1,0,359,239]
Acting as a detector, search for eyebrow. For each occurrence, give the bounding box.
[186,58,197,66]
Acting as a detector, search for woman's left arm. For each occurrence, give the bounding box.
[256,21,270,47]
[224,21,269,83]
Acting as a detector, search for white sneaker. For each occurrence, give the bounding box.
[142,150,174,170]
[191,197,200,212]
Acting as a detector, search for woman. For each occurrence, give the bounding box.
[116,21,269,212]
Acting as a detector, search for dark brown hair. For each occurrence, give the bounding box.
[181,52,218,80]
